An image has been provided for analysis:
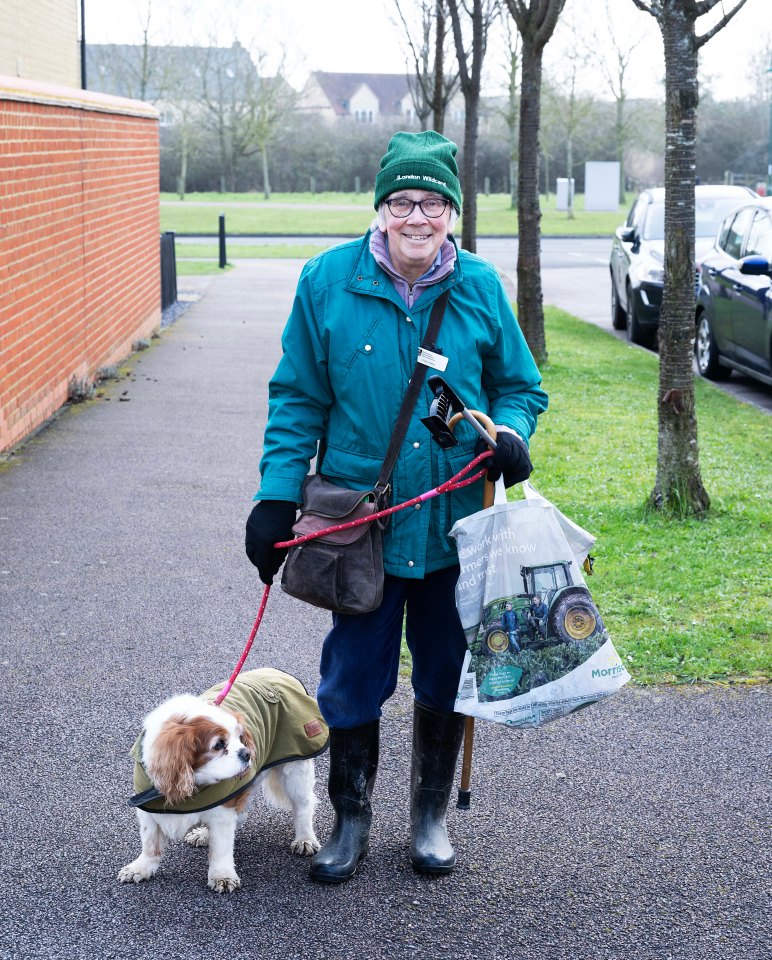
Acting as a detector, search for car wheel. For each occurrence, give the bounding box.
[611,275,626,330]
[695,312,730,380]
[626,286,655,348]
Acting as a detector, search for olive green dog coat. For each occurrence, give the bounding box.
[130,668,329,813]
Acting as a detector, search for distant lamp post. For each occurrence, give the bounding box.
[80,0,87,90]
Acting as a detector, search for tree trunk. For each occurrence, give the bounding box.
[649,6,709,515]
[433,0,446,134]
[508,48,519,210]
[448,0,485,254]
[517,43,547,365]
[509,158,518,209]
[261,144,271,200]
[566,133,574,219]
[460,92,479,252]
[177,127,188,201]
[616,94,626,203]
[218,120,228,194]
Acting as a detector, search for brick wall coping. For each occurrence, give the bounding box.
[0,74,158,119]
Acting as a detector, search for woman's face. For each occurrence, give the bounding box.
[382,189,452,283]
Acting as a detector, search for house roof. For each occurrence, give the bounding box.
[85,42,258,103]
[309,72,411,116]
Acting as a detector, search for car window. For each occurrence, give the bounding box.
[626,196,646,229]
[695,196,751,239]
[745,211,772,260]
[721,207,755,260]
[642,195,754,243]
[642,202,664,240]
[718,216,733,250]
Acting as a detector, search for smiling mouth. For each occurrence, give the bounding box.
[403,234,430,241]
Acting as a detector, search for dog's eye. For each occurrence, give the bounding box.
[213,738,226,751]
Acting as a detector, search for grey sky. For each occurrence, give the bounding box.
[85,0,768,102]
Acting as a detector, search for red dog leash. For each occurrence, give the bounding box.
[215,450,493,704]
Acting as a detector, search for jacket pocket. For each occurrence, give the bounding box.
[445,444,486,531]
[321,444,382,488]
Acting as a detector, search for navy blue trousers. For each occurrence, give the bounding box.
[316,565,468,729]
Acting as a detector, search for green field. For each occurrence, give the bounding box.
[161,191,632,237]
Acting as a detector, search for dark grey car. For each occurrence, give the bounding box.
[610,185,756,348]
[695,197,772,387]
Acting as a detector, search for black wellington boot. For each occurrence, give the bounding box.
[309,720,379,883]
[410,701,465,875]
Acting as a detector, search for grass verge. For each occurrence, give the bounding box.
[175,260,234,276]
[160,192,633,237]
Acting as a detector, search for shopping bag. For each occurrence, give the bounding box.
[448,481,630,728]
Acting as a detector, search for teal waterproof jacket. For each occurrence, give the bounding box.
[257,233,548,579]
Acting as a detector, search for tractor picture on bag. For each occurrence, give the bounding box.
[478,561,605,658]
[469,560,609,702]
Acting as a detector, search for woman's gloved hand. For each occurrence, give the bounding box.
[245,500,297,584]
[475,432,532,487]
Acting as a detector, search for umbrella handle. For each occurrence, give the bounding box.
[451,412,496,810]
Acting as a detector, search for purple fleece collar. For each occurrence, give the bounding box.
[369,230,456,309]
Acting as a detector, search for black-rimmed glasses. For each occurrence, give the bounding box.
[385,197,449,219]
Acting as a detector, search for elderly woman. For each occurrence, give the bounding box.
[246,131,547,883]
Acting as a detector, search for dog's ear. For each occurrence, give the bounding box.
[147,716,197,805]
[232,711,256,756]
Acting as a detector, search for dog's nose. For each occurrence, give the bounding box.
[238,748,251,764]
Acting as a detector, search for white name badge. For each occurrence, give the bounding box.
[417,347,449,372]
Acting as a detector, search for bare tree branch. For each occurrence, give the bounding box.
[696,0,751,49]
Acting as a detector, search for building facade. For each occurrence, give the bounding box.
[0,0,80,88]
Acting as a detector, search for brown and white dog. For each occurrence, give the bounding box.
[118,688,321,893]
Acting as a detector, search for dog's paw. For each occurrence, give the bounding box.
[291,835,321,856]
[208,873,242,894]
[118,860,157,884]
[184,826,209,848]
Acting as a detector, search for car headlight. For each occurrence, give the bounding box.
[631,259,665,285]
[642,266,665,283]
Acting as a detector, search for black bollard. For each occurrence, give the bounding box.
[218,214,226,269]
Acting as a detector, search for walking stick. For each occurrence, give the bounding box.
[446,409,497,811]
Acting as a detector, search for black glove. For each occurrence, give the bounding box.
[245,500,297,585]
[475,432,533,487]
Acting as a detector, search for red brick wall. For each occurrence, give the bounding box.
[0,77,160,453]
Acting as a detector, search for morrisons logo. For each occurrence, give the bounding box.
[592,664,626,678]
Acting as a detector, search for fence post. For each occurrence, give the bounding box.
[160,232,177,309]
[218,214,227,269]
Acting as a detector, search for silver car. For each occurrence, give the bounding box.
[610,185,756,347]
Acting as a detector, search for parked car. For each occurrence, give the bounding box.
[610,185,756,347]
[695,197,772,387]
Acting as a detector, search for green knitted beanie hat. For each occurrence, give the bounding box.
[374,130,462,213]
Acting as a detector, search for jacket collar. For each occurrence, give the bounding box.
[345,231,462,309]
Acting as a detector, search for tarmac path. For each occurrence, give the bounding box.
[0,260,768,960]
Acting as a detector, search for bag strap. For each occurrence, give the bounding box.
[374,288,450,501]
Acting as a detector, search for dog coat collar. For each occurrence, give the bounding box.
[129,669,329,814]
